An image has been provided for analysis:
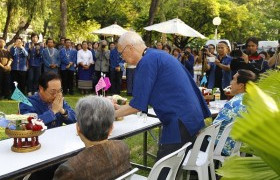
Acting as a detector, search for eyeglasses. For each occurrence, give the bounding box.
[119,45,128,59]
[46,88,63,95]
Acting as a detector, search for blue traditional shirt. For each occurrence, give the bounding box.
[25,42,43,67]
[10,46,28,71]
[59,48,77,71]
[110,48,124,71]
[19,94,76,129]
[130,48,211,144]
[181,53,194,77]
[213,93,246,156]
[207,55,232,89]
[42,47,60,73]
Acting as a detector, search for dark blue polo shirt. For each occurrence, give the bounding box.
[130,48,210,144]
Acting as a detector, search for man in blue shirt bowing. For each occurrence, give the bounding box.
[115,32,210,177]
[20,72,76,129]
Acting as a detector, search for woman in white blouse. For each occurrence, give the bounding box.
[77,41,94,94]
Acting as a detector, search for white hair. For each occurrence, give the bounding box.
[118,31,145,47]
[75,95,114,141]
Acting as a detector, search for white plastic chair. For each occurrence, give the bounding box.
[213,122,242,165]
[130,142,192,180]
[181,122,221,180]
[115,168,139,180]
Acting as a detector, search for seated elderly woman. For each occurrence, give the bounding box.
[53,96,131,180]
[212,69,257,156]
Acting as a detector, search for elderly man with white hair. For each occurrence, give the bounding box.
[115,31,211,179]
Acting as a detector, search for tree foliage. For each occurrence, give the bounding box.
[0,0,279,45]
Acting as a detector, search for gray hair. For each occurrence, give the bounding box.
[75,95,115,141]
[118,31,145,47]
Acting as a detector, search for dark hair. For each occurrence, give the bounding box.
[82,41,87,45]
[246,37,258,47]
[208,44,215,49]
[15,37,23,41]
[163,44,171,53]
[31,33,39,39]
[46,38,54,44]
[218,41,229,47]
[236,69,257,84]
[65,38,71,42]
[172,47,181,55]
[60,37,66,41]
[0,37,4,41]
[38,72,61,90]
[109,42,115,47]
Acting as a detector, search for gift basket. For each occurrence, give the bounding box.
[0,112,47,153]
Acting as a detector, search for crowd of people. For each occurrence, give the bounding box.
[0,33,279,100]
[0,34,127,100]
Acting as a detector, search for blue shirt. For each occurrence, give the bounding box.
[19,94,76,129]
[110,48,124,71]
[130,48,211,144]
[25,42,43,67]
[42,48,60,73]
[59,48,77,71]
[181,53,194,77]
[213,93,246,156]
[207,55,232,89]
[10,47,28,71]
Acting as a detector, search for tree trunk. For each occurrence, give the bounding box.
[60,0,67,38]
[2,0,14,41]
[144,0,160,46]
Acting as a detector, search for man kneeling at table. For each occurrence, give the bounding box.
[20,72,76,129]
[53,96,131,180]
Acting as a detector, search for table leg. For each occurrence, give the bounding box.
[143,131,147,166]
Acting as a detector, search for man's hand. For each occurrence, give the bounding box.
[215,59,221,65]
[242,53,249,63]
[51,93,64,114]
[83,65,89,70]
[3,65,11,72]
[115,66,121,72]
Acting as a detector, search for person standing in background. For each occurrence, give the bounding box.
[60,39,77,95]
[0,37,13,99]
[25,33,43,96]
[42,38,60,74]
[109,41,124,95]
[10,37,28,93]
[77,41,94,94]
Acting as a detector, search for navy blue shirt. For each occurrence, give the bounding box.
[10,47,28,71]
[59,48,77,71]
[25,42,43,67]
[110,48,124,71]
[207,55,232,89]
[19,94,76,129]
[130,48,210,144]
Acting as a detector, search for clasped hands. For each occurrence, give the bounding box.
[51,93,66,115]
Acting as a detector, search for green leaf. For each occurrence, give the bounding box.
[217,156,280,180]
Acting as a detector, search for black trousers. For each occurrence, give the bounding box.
[156,120,197,180]
[11,70,27,94]
[61,70,74,94]
[109,70,122,95]
[0,68,11,98]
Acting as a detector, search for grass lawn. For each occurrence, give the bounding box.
[0,91,158,176]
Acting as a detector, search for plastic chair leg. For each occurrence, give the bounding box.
[210,162,216,180]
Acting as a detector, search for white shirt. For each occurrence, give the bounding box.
[77,49,94,66]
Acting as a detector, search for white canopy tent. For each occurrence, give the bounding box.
[144,18,206,39]
[92,24,128,36]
